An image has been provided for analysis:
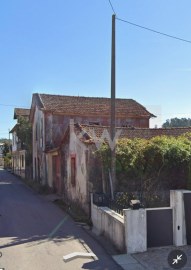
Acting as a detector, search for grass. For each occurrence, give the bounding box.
[53,199,92,226]
[23,178,52,194]
[23,177,91,225]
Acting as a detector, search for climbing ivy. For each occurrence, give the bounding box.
[97,134,191,206]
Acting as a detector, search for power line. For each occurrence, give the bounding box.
[156,112,191,115]
[116,18,191,44]
[108,0,116,15]
[108,0,191,44]
[0,103,28,107]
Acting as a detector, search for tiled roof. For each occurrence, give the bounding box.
[9,124,19,133]
[14,108,30,119]
[75,124,191,142]
[35,93,155,118]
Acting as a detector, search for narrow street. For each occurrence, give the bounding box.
[0,169,122,270]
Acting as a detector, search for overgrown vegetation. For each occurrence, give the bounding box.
[54,199,91,225]
[24,178,51,194]
[15,116,32,166]
[97,134,191,207]
[0,139,12,169]
[3,152,12,169]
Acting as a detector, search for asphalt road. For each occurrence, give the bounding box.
[0,168,122,270]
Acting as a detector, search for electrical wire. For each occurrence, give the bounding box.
[117,18,191,44]
[0,103,28,107]
[108,0,116,15]
[108,0,191,44]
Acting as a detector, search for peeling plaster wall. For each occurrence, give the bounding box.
[45,114,149,149]
[12,150,27,179]
[33,109,149,192]
[62,126,103,214]
[12,131,18,152]
[68,129,89,211]
[32,106,46,184]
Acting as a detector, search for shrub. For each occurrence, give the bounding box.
[97,134,191,207]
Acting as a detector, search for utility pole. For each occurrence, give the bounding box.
[110,14,116,198]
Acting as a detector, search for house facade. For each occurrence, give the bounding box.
[29,93,154,194]
[10,108,31,178]
[29,93,191,214]
[61,124,191,214]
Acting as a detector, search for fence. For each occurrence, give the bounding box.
[91,190,191,254]
[93,192,129,216]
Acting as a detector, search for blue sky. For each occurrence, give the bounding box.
[1,0,191,138]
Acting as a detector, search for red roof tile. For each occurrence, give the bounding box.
[34,93,155,118]
[76,125,191,142]
[14,108,30,119]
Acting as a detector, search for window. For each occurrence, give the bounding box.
[89,121,100,126]
[21,155,24,168]
[35,123,38,141]
[122,119,134,127]
[71,157,76,187]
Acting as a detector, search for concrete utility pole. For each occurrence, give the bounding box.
[110,14,116,197]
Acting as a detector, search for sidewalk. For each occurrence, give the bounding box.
[113,254,146,270]
[113,246,191,270]
[43,192,191,269]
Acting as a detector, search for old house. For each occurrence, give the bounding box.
[60,124,191,214]
[10,108,31,178]
[29,93,155,196]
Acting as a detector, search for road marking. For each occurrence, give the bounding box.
[48,215,68,239]
[63,252,97,262]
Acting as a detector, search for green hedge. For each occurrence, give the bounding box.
[97,133,191,206]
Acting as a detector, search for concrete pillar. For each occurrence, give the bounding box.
[124,209,147,253]
[170,190,191,246]
[90,193,101,235]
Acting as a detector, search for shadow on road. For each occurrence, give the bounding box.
[0,169,122,270]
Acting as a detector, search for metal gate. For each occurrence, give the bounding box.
[147,208,173,248]
[184,193,191,245]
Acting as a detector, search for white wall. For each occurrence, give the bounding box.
[91,195,125,252]
[67,120,89,211]
[32,106,45,182]
[170,189,191,246]
[12,131,18,152]
[124,209,147,253]
[91,190,191,254]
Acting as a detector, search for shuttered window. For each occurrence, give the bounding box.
[71,157,76,186]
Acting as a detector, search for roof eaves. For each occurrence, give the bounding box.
[9,124,19,133]
[38,93,46,109]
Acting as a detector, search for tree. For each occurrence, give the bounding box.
[4,152,12,169]
[0,139,12,169]
[15,116,32,153]
[15,116,32,166]
[0,138,10,144]
[3,142,10,156]
[162,118,191,128]
[0,139,11,156]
